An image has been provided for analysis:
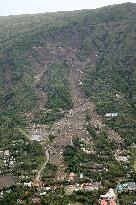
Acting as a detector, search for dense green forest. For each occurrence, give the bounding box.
[0,2,136,204]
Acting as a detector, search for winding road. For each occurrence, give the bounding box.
[35,150,49,182]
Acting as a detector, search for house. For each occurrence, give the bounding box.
[101,199,107,205]
[81,147,93,154]
[114,154,129,162]
[65,185,75,195]
[17,199,25,204]
[68,172,75,181]
[79,81,83,85]
[110,199,116,205]
[100,188,117,200]
[24,182,32,187]
[0,191,3,197]
[45,187,51,191]
[39,192,46,196]
[100,197,116,205]
[105,113,117,117]
[4,150,10,156]
[75,183,80,191]
[127,182,136,191]
[80,173,83,179]
[0,151,3,157]
[32,197,41,204]
[83,182,100,191]
[10,161,14,166]
[117,182,136,193]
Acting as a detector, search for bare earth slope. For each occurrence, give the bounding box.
[29,47,123,179]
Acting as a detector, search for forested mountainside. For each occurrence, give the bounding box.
[0,2,136,205]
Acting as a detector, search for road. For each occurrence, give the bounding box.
[35,150,49,182]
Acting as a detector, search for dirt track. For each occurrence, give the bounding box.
[35,150,49,182]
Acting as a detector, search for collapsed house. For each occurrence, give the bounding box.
[100,188,117,205]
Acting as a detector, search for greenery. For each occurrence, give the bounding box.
[32,108,65,125]
[82,19,136,146]
[0,2,136,204]
[42,162,57,181]
[0,124,45,177]
[64,136,128,187]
